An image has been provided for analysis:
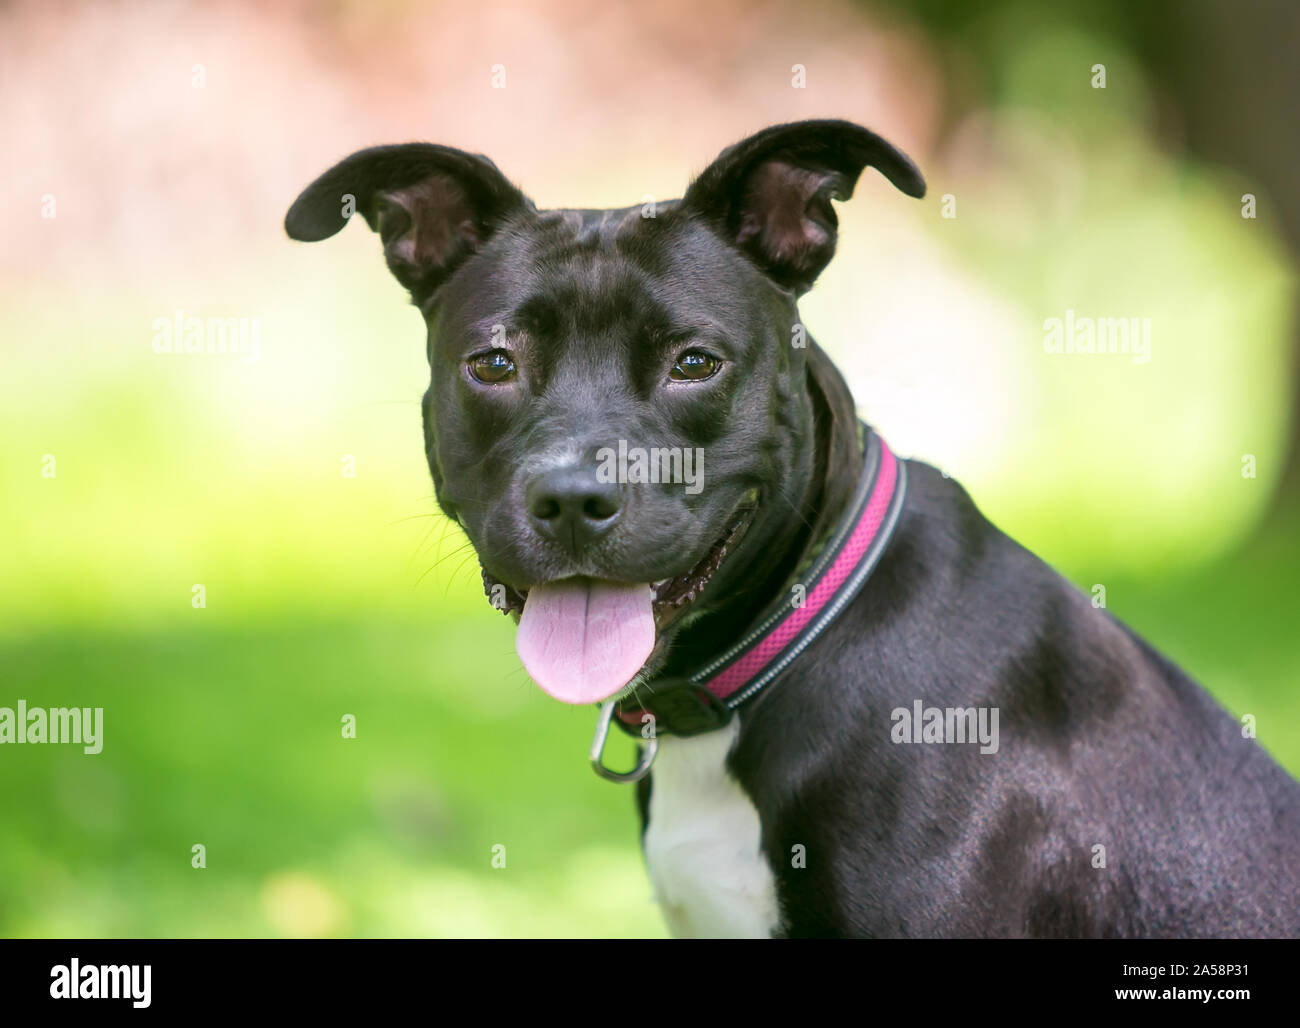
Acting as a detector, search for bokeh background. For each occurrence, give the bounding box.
[2,0,1297,937]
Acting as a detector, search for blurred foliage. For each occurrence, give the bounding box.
[0,614,667,937]
[2,0,1298,937]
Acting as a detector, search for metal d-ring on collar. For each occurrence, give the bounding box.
[590,700,657,783]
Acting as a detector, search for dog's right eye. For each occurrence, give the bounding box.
[468,349,517,384]
[669,350,721,382]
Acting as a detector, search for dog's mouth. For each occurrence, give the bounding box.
[647,507,754,626]
[480,506,755,622]
[479,504,756,703]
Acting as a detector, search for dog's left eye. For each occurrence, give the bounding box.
[468,349,517,384]
[670,350,720,382]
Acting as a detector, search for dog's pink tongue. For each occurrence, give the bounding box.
[516,579,655,704]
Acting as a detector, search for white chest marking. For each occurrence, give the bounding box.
[643,719,781,938]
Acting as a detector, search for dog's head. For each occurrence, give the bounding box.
[287,120,923,703]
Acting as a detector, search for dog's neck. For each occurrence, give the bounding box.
[657,340,863,680]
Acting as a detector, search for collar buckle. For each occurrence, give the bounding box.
[615,679,733,739]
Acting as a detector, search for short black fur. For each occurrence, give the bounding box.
[287,120,1300,938]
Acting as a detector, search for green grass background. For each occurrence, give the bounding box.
[3,504,1296,937]
[3,21,1299,933]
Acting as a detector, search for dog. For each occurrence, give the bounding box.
[286,119,1300,938]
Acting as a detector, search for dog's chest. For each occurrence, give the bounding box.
[642,719,781,938]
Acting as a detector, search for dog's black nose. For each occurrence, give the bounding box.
[526,466,622,549]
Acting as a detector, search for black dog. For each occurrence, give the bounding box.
[287,120,1300,938]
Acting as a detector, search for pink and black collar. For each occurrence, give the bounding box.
[596,425,907,771]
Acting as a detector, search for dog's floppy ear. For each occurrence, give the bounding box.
[285,144,531,303]
[682,119,925,294]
